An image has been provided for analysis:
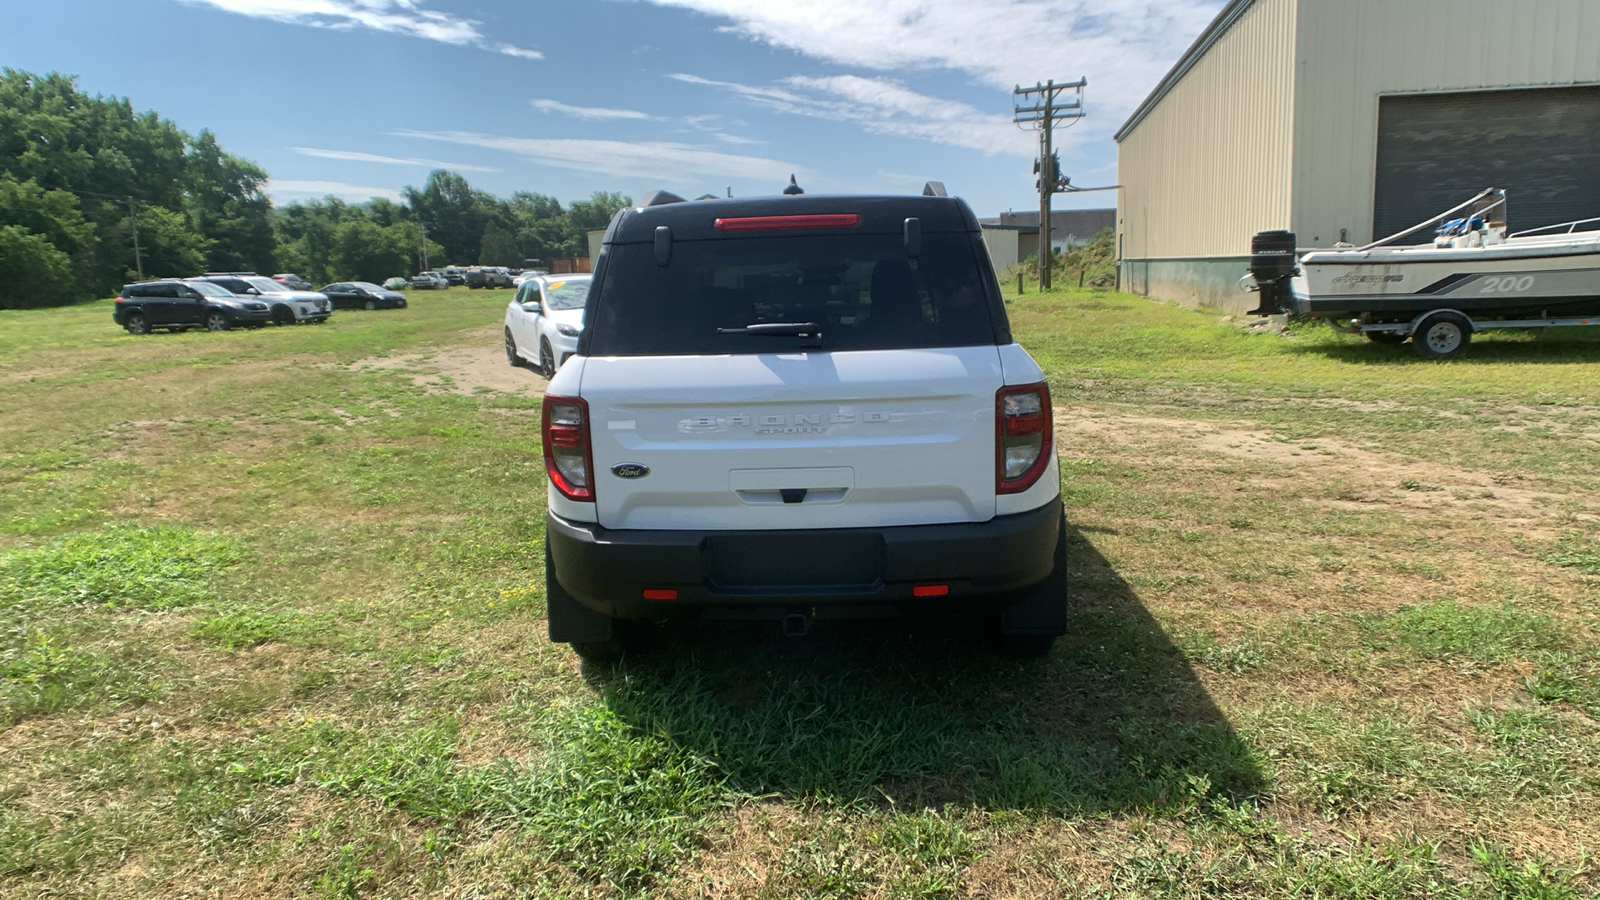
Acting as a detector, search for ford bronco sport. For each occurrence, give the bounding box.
[542,185,1065,660]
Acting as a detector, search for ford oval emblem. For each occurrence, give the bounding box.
[611,462,650,479]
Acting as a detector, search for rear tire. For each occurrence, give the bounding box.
[125,313,150,335]
[505,329,527,368]
[1412,311,1471,360]
[994,513,1067,658]
[545,542,631,662]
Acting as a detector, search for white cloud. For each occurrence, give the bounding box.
[493,43,545,60]
[291,147,501,172]
[643,0,1225,136]
[178,0,542,59]
[266,179,404,202]
[530,98,659,121]
[391,129,807,183]
[712,132,763,145]
[670,72,1031,156]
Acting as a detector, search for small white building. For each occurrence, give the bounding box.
[1116,0,1600,312]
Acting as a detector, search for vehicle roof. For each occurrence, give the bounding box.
[605,194,980,244]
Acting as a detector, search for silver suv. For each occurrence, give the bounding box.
[198,273,332,324]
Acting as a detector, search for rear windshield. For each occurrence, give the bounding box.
[585,233,999,356]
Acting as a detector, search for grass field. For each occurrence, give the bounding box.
[2,286,1598,898]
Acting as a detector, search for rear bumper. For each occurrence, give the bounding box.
[545,497,1061,620]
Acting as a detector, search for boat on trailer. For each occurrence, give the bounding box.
[1245,189,1600,358]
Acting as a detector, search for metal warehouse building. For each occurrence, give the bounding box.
[1115,0,1600,313]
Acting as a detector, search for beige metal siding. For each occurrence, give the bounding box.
[1292,0,1600,246]
[1117,0,1297,260]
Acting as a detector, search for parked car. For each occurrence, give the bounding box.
[114,279,272,333]
[437,266,468,286]
[320,282,408,310]
[539,188,1064,661]
[505,274,591,377]
[512,268,550,288]
[411,271,449,290]
[273,273,314,291]
[197,273,331,324]
[466,266,514,289]
[383,276,409,291]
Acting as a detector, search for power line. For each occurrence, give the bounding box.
[1013,78,1086,290]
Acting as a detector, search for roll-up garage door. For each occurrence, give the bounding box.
[1372,86,1600,243]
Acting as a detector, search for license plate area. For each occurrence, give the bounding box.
[705,532,885,594]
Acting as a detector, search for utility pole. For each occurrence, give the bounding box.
[1013,78,1086,290]
[126,197,144,280]
[419,221,430,271]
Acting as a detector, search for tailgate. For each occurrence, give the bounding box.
[580,347,1003,530]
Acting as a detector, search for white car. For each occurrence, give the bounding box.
[505,275,590,377]
[512,268,549,288]
[198,274,332,324]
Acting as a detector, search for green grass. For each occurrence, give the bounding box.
[1,285,1598,896]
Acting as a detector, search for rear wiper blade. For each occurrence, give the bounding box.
[717,321,823,349]
[716,322,822,337]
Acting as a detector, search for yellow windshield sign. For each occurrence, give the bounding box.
[548,280,566,290]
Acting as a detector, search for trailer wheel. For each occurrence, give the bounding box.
[1412,312,1471,360]
[1364,330,1406,345]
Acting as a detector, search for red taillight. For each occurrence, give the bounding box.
[643,588,678,600]
[996,383,1053,495]
[542,394,594,502]
[912,584,950,598]
[714,214,860,232]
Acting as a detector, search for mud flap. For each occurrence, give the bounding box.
[1000,515,1069,636]
[545,542,614,644]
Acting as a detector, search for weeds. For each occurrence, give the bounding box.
[0,524,244,609]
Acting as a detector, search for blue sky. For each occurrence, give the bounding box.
[5,0,1226,217]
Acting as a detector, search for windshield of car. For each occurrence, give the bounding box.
[541,279,590,310]
[585,233,1000,355]
[351,282,384,291]
[185,281,234,298]
[248,277,290,293]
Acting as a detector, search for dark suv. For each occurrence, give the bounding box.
[541,185,1065,660]
[115,280,272,333]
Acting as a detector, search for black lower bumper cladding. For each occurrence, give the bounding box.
[546,498,1062,620]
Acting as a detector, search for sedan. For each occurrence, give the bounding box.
[505,274,589,377]
[320,282,409,310]
[411,271,449,290]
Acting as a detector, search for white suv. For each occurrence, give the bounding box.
[541,189,1064,659]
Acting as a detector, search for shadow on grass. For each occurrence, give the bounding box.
[1287,326,1600,365]
[589,525,1264,813]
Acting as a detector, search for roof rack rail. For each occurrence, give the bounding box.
[922,182,947,198]
[640,190,686,207]
[201,271,260,276]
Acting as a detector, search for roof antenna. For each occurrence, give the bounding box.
[783,174,804,195]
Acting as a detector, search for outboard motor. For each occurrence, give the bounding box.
[1245,230,1297,316]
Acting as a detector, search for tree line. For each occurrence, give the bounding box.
[0,69,628,309]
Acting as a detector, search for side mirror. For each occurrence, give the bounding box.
[243,287,260,295]
[521,301,541,313]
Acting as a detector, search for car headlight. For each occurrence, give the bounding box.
[247,302,268,311]
[556,323,581,337]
